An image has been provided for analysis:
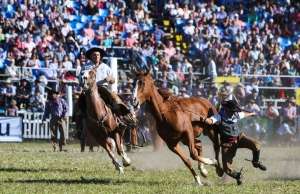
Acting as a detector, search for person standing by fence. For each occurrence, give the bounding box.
[43,89,68,152]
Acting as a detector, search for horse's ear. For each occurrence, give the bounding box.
[144,68,150,76]
[143,65,151,76]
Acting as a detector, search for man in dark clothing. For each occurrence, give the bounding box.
[43,89,68,152]
[201,87,267,185]
[16,79,31,109]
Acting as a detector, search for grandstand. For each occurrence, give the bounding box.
[0,0,299,143]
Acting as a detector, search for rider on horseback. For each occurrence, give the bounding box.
[80,47,136,129]
[201,86,267,185]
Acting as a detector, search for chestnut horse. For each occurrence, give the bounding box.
[81,66,131,174]
[133,71,222,186]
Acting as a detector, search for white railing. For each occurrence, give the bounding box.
[22,112,50,139]
[18,111,69,139]
[262,99,287,109]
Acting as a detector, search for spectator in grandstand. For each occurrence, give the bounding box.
[183,19,195,41]
[6,99,18,117]
[245,99,265,141]
[32,78,46,97]
[1,79,16,107]
[4,52,17,78]
[245,88,263,107]
[43,89,68,152]
[234,83,246,106]
[27,53,41,68]
[29,90,45,112]
[208,84,219,107]
[207,57,217,80]
[85,0,99,15]
[164,41,176,62]
[16,79,31,109]
[279,98,297,138]
[153,24,165,43]
[265,101,280,140]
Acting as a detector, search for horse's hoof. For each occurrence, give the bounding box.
[118,167,124,175]
[198,164,208,178]
[123,159,131,167]
[199,169,208,178]
[216,167,224,177]
[121,154,131,167]
[194,175,203,186]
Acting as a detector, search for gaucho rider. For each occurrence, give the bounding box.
[201,87,267,185]
[79,47,136,130]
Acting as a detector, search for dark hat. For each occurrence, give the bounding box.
[122,88,132,95]
[218,87,230,98]
[49,88,60,95]
[222,99,242,112]
[85,47,106,60]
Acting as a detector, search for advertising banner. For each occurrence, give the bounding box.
[0,117,22,142]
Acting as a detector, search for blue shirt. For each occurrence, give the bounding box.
[44,98,68,119]
[210,108,245,137]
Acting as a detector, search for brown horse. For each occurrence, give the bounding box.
[133,71,221,186]
[81,66,131,174]
[136,102,164,151]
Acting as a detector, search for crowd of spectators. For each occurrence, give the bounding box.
[0,0,299,142]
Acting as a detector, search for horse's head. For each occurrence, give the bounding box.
[82,67,97,91]
[133,69,154,109]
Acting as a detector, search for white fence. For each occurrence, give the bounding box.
[18,111,69,139]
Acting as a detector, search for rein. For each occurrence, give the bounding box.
[86,107,109,129]
[83,76,110,130]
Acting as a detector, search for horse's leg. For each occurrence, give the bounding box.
[206,127,223,177]
[168,142,203,186]
[184,129,216,165]
[151,126,164,151]
[195,139,208,177]
[100,138,124,174]
[114,131,131,167]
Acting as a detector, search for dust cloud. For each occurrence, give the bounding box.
[128,144,300,182]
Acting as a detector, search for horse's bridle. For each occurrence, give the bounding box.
[82,65,111,131]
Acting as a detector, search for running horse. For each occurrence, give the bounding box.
[133,70,222,186]
[81,65,131,174]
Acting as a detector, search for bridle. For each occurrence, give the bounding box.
[82,65,111,132]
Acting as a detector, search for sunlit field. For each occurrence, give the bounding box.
[0,142,299,194]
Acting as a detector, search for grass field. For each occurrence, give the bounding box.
[0,142,299,194]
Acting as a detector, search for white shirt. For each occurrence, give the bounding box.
[183,25,195,36]
[82,62,113,87]
[208,59,217,77]
[95,63,113,86]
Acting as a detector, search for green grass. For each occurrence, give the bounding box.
[0,142,299,194]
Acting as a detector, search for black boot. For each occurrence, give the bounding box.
[231,171,243,185]
[252,150,267,171]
